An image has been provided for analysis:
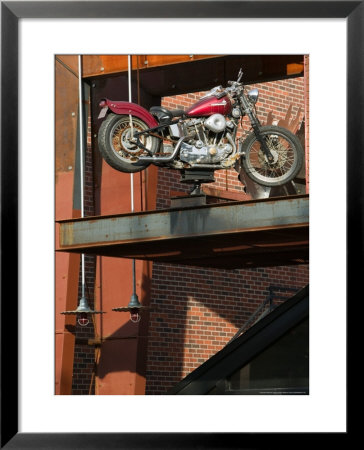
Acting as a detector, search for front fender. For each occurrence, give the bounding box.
[101,99,158,128]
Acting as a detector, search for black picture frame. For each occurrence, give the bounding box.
[1,1,357,448]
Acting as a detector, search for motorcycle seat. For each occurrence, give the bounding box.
[150,106,185,123]
[170,109,185,117]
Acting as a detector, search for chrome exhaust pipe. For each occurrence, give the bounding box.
[137,136,188,163]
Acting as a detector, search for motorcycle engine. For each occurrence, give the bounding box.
[180,141,233,165]
[180,114,234,165]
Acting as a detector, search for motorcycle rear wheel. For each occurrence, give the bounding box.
[241,125,304,187]
[98,113,159,173]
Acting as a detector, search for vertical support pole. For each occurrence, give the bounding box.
[128,54,134,214]
[55,56,82,394]
[78,55,85,220]
[128,55,137,300]
[78,55,86,300]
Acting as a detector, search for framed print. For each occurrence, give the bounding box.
[1,1,358,448]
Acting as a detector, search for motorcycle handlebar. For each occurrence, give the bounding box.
[204,80,242,99]
[215,91,227,99]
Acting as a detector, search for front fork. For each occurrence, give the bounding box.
[251,122,274,163]
[240,96,274,163]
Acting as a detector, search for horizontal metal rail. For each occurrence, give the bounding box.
[57,195,309,251]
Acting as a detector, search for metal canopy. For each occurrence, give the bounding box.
[57,195,309,269]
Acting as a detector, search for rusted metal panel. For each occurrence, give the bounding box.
[55,57,81,394]
[287,63,304,75]
[90,76,160,394]
[82,55,128,78]
[95,339,139,395]
[55,58,79,180]
[56,55,79,77]
[82,54,220,78]
[57,195,309,269]
[55,252,80,394]
[141,54,220,69]
[92,165,146,395]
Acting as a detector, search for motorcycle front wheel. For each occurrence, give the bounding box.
[241,125,304,187]
[98,113,160,173]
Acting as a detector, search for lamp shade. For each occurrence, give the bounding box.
[61,296,105,315]
[112,293,149,312]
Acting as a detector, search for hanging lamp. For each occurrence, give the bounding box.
[112,259,148,323]
[61,296,105,327]
[112,55,148,323]
[61,55,105,325]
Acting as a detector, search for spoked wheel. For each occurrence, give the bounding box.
[98,113,159,173]
[241,125,304,187]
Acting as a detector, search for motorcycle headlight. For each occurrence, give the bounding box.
[247,88,259,104]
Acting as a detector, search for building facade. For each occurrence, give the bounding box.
[55,55,309,395]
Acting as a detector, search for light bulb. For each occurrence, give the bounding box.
[130,308,141,323]
[78,312,89,327]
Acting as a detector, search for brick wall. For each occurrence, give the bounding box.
[145,264,308,393]
[144,75,308,394]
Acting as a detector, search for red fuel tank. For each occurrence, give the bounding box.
[186,94,232,117]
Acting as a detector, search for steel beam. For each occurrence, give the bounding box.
[57,195,309,269]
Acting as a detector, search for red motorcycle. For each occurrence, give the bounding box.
[97,69,304,188]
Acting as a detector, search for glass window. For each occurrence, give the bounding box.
[209,318,308,394]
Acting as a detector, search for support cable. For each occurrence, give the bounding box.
[78,55,86,299]
[128,55,137,300]
[128,55,135,214]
